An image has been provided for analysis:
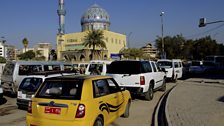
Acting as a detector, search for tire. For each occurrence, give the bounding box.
[144,84,153,101]
[122,101,131,118]
[160,78,166,92]
[173,75,177,82]
[94,117,104,126]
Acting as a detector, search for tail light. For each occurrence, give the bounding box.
[140,76,145,85]
[75,104,85,118]
[28,101,32,113]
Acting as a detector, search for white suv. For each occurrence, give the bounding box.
[157,59,183,82]
[107,60,166,101]
[85,60,112,75]
[17,72,76,109]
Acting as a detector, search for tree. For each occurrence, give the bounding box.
[18,50,35,60]
[155,34,185,59]
[0,56,6,63]
[120,48,144,59]
[22,38,29,52]
[83,30,106,60]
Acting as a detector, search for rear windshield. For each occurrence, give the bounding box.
[19,77,43,92]
[157,61,172,68]
[107,61,143,74]
[35,79,83,100]
[88,64,103,72]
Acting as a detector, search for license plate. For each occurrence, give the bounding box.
[45,107,61,114]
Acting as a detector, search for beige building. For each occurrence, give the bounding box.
[21,43,52,61]
[56,4,127,61]
[141,43,158,58]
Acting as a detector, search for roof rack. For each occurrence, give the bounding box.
[30,70,78,77]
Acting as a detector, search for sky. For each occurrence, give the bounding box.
[0,0,224,49]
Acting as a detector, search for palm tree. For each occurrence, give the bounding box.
[22,38,29,52]
[83,30,107,60]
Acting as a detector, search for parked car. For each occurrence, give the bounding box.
[189,60,205,74]
[107,60,166,101]
[1,61,74,95]
[85,60,112,75]
[17,71,77,109]
[73,62,89,74]
[26,75,131,126]
[157,59,183,82]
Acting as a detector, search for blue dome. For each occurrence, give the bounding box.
[81,4,110,24]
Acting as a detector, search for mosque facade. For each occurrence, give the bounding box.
[56,4,127,61]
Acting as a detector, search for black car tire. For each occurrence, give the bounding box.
[145,84,153,101]
[122,101,131,118]
[94,116,104,126]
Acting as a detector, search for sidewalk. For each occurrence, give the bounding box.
[166,79,224,126]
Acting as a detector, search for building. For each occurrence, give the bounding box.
[56,3,127,61]
[21,43,52,61]
[0,40,16,60]
[141,43,158,58]
[34,43,52,61]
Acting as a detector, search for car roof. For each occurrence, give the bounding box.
[45,75,112,81]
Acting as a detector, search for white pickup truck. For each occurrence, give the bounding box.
[107,60,166,101]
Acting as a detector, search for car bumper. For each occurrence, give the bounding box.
[17,98,30,109]
[123,87,143,94]
[26,115,93,126]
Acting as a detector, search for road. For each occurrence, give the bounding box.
[0,82,175,126]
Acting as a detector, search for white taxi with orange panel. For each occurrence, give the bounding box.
[26,75,131,126]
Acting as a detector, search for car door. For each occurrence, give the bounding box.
[93,79,124,124]
[151,62,163,88]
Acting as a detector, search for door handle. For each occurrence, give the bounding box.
[99,101,103,104]
[114,96,117,98]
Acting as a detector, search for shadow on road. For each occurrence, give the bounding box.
[217,96,224,102]
[181,70,224,80]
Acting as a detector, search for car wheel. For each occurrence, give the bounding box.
[145,84,153,101]
[94,117,104,126]
[160,78,166,92]
[173,75,177,82]
[122,100,131,118]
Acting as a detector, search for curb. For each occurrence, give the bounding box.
[165,85,177,126]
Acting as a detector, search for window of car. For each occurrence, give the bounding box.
[151,62,158,72]
[107,61,144,74]
[35,79,83,100]
[19,77,43,92]
[174,62,179,68]
[142,61,152,73]
[93,78,120,98]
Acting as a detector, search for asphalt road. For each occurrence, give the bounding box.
[0,82,175,126]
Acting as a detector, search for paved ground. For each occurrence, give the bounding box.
[166,78,224,126]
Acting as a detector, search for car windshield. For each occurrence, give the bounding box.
[19,77,43,92]
[88,64,103,72]
[157,61,172,68]
[35,79,83,100]
[107,61,141,74]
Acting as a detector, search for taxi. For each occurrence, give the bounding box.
[26,75,131,126]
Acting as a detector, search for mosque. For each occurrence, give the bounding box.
[56,1,127,61]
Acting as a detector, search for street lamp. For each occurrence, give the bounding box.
[127,32,132,48]
[160,11,166,59]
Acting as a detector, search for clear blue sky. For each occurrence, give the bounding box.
[0,0,224,49]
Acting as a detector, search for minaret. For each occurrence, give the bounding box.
[57,0,66,34]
